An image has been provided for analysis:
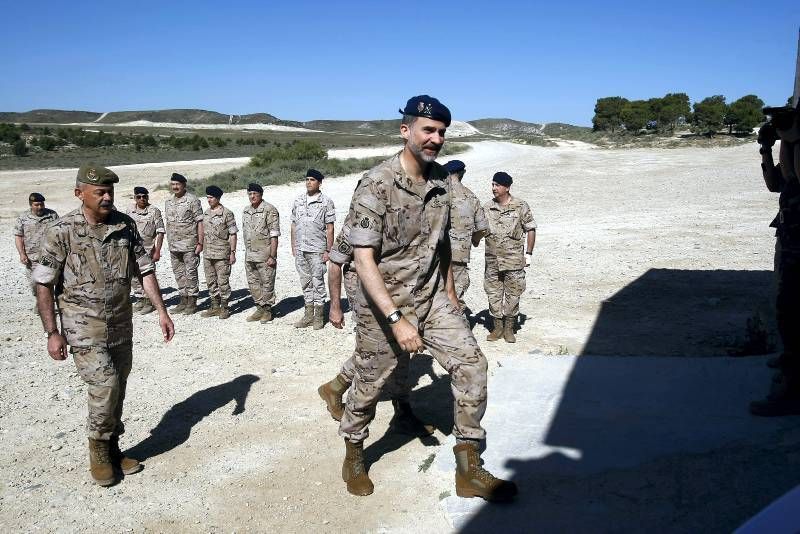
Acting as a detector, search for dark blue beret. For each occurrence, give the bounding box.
[29,192,45,203]
[443,160,465,174]
[306,168,324,181]
[399,95,452,127]
[492,172,513,186]
[247,183,263,194]
[133,186,148,195]
[170,173,187,183]
[205,185,223,198]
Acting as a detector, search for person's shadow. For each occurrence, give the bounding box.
[126,374,260,461]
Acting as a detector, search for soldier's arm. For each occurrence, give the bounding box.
[195,220,205,254]
[324,222,334,262]
[36,283,67,361]
[33,225,68,360]
[15,235,28,265]
[762,146,783,192]
[141,272,174,342]
[472,200,489,246]
[268,237,278,267]
[328,261,345,329]
[153,208,165,261]
[290,222,297,256]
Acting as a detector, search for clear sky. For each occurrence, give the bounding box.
[1,0,798,126]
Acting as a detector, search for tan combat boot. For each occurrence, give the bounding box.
[259,305,273,323]
[453,441,517,502]
[503,316,517,343]
[138,297,155,315]
[246,305,265,322]
[342,439,374,496]
[182,296,197,315]
[313,304,324,330]
[486,317,504,342]
[219,300,231,320]
[110,435,142,475]
[389,400,435,437]
[88,438,115,487]
[201,297,220,317]
[318,374,350,421]
[172,295,187,314]
[132,297,144,311]
[294,304,314,328]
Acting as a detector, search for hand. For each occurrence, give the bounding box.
[151,248,161,262]
[525,254,532,268]
[159,312,175,342]
[47,333,68,361]
[758,123,778,148]
[322,251,330,263]
[229,252,236,266]
[390,318,424,353]
[330,303,344,329]
[19,254,30,266]
[267,256,277,268]
[194,243,203,255]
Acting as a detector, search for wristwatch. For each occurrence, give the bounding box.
[386,310,403,324]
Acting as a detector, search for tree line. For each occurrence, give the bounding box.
[592,93,767,137]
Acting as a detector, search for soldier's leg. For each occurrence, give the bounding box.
[452,262,470,307]
[203,257,219,299]
[109,343,133,437]
[295,251,313,304]
[261,262,277,307]
[185,250,200,298]
[310,252,328,305]
[170,251,186,294]
[217,259,232,303]
[72,345,129,441]
[502,269,526,342]
[130,276,143,299]
[245,261,263,304]
[343,268,359,319]
[483,258,504,340]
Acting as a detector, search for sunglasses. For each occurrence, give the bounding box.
[135,194,149,198]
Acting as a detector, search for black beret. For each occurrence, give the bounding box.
[170,173,187,183]
[306,168,324,181]
[77,164,119,185]
[247,183,263,194]
[29,192,45,203]
[133,186,149,195]
[205,185,223,198]
[492,172,513,186]
[399,95,452,127]
[443,160,465,174]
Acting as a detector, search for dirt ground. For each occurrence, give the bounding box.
[0,140,781,532]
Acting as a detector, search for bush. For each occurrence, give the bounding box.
[12,139,28,156]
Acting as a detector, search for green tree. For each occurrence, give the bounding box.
[692,95,727,137]
[726,94,765,134]
[621,100,651,132]
[657,93,691,131]
[12,139,28,156]
[592,97,628,132]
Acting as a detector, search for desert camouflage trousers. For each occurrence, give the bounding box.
[72,343,133,440]
[484,257,526,318]
[131,275,144,298]
[170,250,200,297]
[245,261,276,307]
[452,261,471,306]
[339,287,487,442]
[24,263,36,297]
[204,258,232,301]
[295,251,327,304]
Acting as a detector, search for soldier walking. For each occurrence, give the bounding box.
[242,183,281,323]
[125,186,164,315]
[291,169,335,329]
[443,160,488,309]
[165,173,204,315]
[200,186,238,319]
[483,172,537,343]
[336,95,517,502]
[33,164,174,486]
[14,192,58,309]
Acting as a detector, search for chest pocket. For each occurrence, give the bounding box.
[107,238,132,280]
[384,203,420,250]
[140,216,155,237]
[208,215,229,240]
[66,250,97,286]
[495,211,522,240]
[302,202,325,223]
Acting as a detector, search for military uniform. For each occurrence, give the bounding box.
[33,208,154,440]
[125,204,164,298]
[292,192,336,305]
[483,196,536,320]
[14,208,59,295]
[202,205,238,303]
[165,192,203,298]
[338,154,488,443]
[243,200,281,309]
[449,179,488,305]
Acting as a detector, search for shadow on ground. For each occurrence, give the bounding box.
[126,374,259,461]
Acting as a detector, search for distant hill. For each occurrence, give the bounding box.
[98,109,302,127]
[468,118,544,136]
[302,119,401,135]
[0,109,102,123]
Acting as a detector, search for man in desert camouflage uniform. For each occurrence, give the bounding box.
[165,172,204,315]
[242,183,281,323]
[336,95,517,502]
[200,185,238,320]
[291,169,335,330]
[483,171,537,344]
[33,164,174,487]
[443,160,488,309]
[125,186,164,315]
[14,192,59,305]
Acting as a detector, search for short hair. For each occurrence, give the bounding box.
[401,114,419,127]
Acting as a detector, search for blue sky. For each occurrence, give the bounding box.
[1,1,798,125]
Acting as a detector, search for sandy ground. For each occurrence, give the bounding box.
[0,140,790,532]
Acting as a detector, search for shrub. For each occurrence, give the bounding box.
[12,139,28,156]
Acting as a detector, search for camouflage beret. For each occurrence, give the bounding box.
[76,164,119,185]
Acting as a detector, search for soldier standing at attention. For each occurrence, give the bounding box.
[125,186,164,315]
[443,160,489,310]
[337,95,517,502]
[14,192,59,308]
[164,173,203,315]
[200,186,238,320]
[291,169,335,330]
[33,164,174,487]
[242,183,281,323]
[483,172,537,343]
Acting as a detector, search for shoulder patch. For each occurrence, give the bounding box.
[360,217,370,228]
